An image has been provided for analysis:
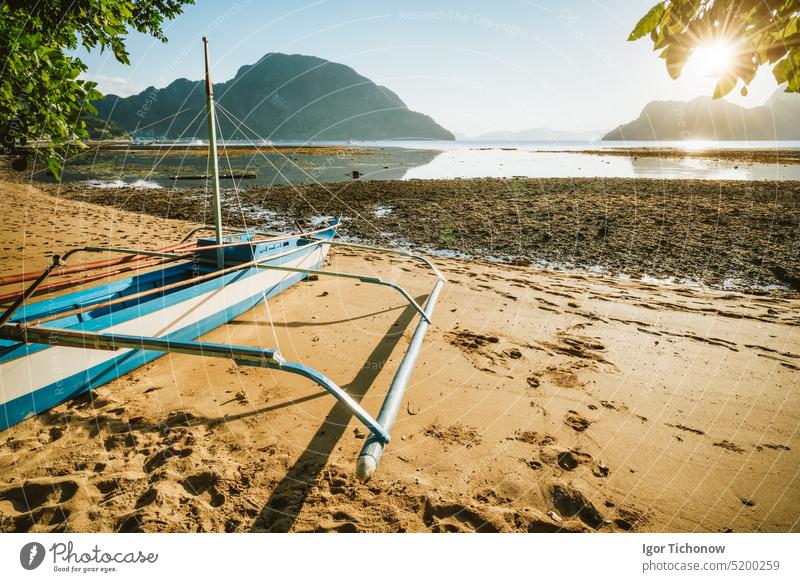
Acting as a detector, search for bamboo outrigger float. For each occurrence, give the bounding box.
[0,38,444,481]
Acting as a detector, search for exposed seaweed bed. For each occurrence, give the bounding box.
[39,177,800,293]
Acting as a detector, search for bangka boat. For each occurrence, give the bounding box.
[0,38,444,480]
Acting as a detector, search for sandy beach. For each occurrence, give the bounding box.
[0,173,798,533]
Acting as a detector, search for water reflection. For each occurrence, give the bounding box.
[626,155,794,180]
[402,147,800,181]
[36,147,441,188]
[33,140,800,187]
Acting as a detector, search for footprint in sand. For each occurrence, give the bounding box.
[600,400,628,412]
[546,482,605,529]
[556,449,592,471]
[613,507,648,531]
[116,512,145,533]
[446,329,499,351]
[424,422,482,449]
[545,366,582,388]
[143,446,193,473]
[666,423,705,436]
[445,329,515,372]
[0,480,78,532]
[95,479,120,498]
[538,333,611,365]
[135,487,159,509]
[757,443,791,452]
[0,480,78,512]
[564,411,592,432]
[508,430,556,446]
[423,498,502,533]
[181,472,226,508]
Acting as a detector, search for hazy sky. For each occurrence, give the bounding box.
[76,0,783,136]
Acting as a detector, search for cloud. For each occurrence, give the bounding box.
[80,74,144,96]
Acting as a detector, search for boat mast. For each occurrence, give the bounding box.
[202,37,224,269]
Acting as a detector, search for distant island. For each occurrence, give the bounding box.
[603,88,800,141]
[93,53,454,141]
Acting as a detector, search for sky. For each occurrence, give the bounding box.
[75,0,783,137]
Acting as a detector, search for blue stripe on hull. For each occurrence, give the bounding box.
[1,256,322,431]
[1,233,333,365]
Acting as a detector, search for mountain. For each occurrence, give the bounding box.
[93,53,454,141]
[82,115,128,140]
[603,88,800,140]
[468,127,604,141]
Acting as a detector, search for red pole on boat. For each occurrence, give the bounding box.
[0,240,195,287]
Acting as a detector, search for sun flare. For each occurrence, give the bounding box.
[691,42,735,77]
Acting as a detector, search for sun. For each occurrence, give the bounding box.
[690,42,736,77]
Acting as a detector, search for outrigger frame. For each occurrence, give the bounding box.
[0,229,445,480]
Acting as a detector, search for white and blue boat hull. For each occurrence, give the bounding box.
[0,229,334,431]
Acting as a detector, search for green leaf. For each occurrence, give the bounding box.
[663,44,690,79]
[629,2,666,41]
[713,74,737,99]
[773,57,791,84]
[47,155,62,179]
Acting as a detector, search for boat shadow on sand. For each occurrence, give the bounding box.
[252,295,426,532]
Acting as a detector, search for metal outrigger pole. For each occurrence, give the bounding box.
[357,276,445,481]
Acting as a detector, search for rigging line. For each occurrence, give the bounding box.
[203,132,211,216]
[214,109,303,197]
[213,105,397,285]
[210,118,401,297]
[111,107,207,212]
[214,123,283,355]
[214,104,381,238]
[213,105,327,220]
[258,282,282,356]
[214,104,307,189]
[214,113,249,230]
[211,106,389,281]
[214,102,389,242]
[141,107,207,181]
[212,108,366,293]
[209,107,408,304]
[212,106,385,281]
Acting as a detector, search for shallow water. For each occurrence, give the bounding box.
[401,146,800,181]
[34,139,800,187]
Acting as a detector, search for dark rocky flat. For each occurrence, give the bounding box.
[42,176,800,293]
